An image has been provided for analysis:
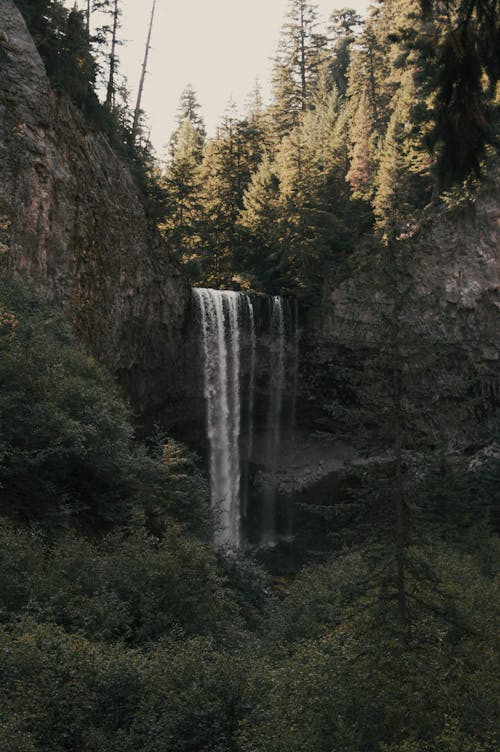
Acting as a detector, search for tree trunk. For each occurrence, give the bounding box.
[105,0,119,109]
[300,5,307,109]
[132,0,156,142]
[86,0,91,37]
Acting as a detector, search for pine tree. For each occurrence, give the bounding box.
[195,103,255,284]
[327,7,362,96]
[16,0,98,111]
[239,157,284,291]
[172,84,206,146]
[244,79,275,163]
[346,4,399,135]
[415,0,499,184]
[57,7,97,108]
[271,0,327,136]
[105,0,121,108]
[346,89,374,198]
[132,0,157,143]
[373,70,432,236]
[162,120,203,255]
[160,87,206,268]
[241,80,354,297]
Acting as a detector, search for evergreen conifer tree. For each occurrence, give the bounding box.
[160,87,206,268]
[239,157,284,290]
[414,0,499,184]
[346,89,374,198]
[271,0,327,136]
[171,84,206,149]
[373,70,432,235]
[327,7,362,96]
[195,103,257,284]
[105,0,121,108]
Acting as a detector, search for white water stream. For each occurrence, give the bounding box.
[194,288,297,548]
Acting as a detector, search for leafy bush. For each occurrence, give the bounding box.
[0,280,211,537]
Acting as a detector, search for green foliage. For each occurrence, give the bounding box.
[130,637,248,752]
[241,540,499,752]
[0,619,144,752]
[0,279,211,536]
[168,0,492,293]
[271,0,328,135]
[15,0,98,112]
[328,8,362,95]
[0,521,248,645]
[14,0,167,220]
[0,279,498,751]
[413,0,499,185]
[0,280,130,529]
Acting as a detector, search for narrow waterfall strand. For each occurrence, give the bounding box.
[246,295,256,467]
[240,295,256,520]
[271,295,285,450]
[261,296,286,547]
[226,292,242,544]
[290,298,300,434]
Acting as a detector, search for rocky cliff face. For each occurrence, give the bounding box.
[264,174,499,562]
[0,0,189,425]
[302,174,500,450]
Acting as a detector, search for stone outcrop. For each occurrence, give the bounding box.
[0,0,189,424]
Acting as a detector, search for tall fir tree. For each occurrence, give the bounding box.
[373,70,432,236]
[172,84,206,147]
[327,7,362,96]
[414,0,499,184]
[160,87,206,268]
[105,0,121,108]
[346,89,375,198]
[195,103,258,284]
[239,157,284,291]
[271,0,327,136]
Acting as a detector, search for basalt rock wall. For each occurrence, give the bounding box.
[0,0,189,426]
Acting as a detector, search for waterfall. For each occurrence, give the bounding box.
[193,288,243,546]
[193,288,298,549]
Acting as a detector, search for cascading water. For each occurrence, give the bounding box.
[241,297,256,522]
[261,297,286,546]
[193,288,244,546]
[193,287,298,548]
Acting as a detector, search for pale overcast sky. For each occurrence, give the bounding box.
[76,0,371,154]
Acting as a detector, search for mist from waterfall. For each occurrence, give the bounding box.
[193,288,298,548]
